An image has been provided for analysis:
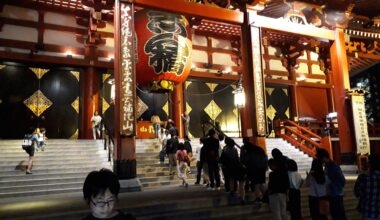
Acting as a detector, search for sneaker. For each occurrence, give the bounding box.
[26,171,32,174]
[207,187,213,191]
[185,183,189,188]
[194,182,200,185]
[215,187,221,191]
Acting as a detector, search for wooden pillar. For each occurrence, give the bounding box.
[240,10,267,150]
[171,83,184,138]
[330,29,355,163]
[80,45,100,139]
[114,1,137,181]
[289,67,298,120]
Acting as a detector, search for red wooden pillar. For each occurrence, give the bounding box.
[113,1,137,183]
[330,29,355,163]
[240,10,267,151]
[172,83,184,138]
[80,45,100,139]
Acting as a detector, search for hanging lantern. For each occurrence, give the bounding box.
[135,9,192,92]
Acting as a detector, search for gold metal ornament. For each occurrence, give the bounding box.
[23,90,52,117]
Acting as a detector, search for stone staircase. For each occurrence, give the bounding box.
[266,138,313,174]
[136,139,198,189]
[0,139,111,199]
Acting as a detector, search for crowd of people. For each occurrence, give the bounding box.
[156,122,376,220]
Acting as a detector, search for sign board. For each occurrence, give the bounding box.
[351,95,370,155]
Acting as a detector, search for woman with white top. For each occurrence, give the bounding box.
[305,159,330,220]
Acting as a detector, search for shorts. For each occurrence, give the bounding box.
[26,144,35,157]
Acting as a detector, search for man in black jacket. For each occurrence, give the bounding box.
[201,129,221,190]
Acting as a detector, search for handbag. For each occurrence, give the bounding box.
[319,197,330,215]
[21,137,32,151]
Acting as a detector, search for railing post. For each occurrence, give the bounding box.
[321,135,333,160]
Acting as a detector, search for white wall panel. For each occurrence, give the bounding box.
[0,25,37,42]
[44,30,83,48]
[192,34,207,46]
[192,50,207,62]
[0,5,38,21]
[211,38,232,49]
[45,12,81,28]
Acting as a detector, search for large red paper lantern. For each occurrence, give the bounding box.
[135,9,192,92]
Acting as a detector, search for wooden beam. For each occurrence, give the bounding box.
[1,17,114,38]
[132,0,243,25]
[0,38,110,57]
[297,81,332,89]
[193,45,239,55]
[0,50,113,68]
[189,70,239,80]
[265,78,294,86]
[249,12,335,41]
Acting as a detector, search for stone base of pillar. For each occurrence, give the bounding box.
[114,159,136,179]
[119,178,142,192]
[340,152,356,165]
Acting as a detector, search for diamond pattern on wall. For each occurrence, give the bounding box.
[102,98,110,114]
[71,97,79,114]
[30,68,49,79]
[162,101,169,117]
[267,104,276,121]
[282,88,288,95]
[70,129,78,139]
[185,81,192,90]
[206,83,218,92]
[70,71,80,82]
[266,88,275,96]
[0,64,6,70]
[186,102,192,114]
[102,73,111,83]
[285,107,290,118]
[23,90,52,117]
[136,96,148,119]
[205,100,222,121]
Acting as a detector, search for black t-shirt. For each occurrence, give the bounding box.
[82,211,136,220]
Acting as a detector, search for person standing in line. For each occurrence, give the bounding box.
[316,149,346,220]
[203,129,221,190]
[287,159,303,220]
[166,134,179,176]
[354,154,380,220]
[91,111,102,140]
[268,158,289,220]
[195,137,205,185]
[183,136,192,169]
[240,137,268,204]
[181,111,190,137]
[305,159,329,220]
[150,114,161,139]
[82,169,135,220]
[176,143,189,187]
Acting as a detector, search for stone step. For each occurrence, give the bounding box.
[0,171,90,181]
[0,187,82,199]
[0,176,86,187]
[0,165,111,177]
[0,161,111,172]
[0,181,82,194]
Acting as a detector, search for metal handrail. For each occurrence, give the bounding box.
[103,123,114,162]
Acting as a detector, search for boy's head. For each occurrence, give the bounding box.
[287,159,298,172]
[316,148,330,163]
[83,169,120,218]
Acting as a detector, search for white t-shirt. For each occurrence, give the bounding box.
[91,115,102,128]
[288,171,303,189]
[196,144,202,162]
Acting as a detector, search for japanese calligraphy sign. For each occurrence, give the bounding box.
[119,3,136,136]
[351,95,370,155]
[135,10,192,91]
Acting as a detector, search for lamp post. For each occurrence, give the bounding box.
[233,75,245,137]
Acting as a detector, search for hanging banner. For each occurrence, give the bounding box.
[351,95,370,155]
